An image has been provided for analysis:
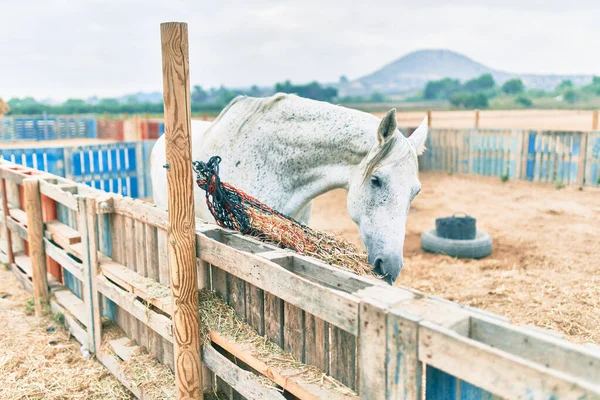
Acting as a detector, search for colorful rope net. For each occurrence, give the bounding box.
[193,156,375,277]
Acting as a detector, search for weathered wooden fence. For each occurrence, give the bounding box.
[0,141,155,198]
[1,159,599,399]
[417,127,600,187]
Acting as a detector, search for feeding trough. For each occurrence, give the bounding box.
[421,213,492,258]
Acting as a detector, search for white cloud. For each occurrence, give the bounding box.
[0,0,598,100]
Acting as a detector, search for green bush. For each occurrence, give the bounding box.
[515,95,533,108]
[502,79,524,94]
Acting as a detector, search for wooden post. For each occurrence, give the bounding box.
[474,109,480,128]
[577,132,589,186]
[592,110,598,131]
[23,178,49,316]
[86,197,102,353]
[427,109,432,128]
[161,22,203,400]
[1,177,14,264]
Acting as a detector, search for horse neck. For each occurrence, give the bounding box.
[273,103,379,208]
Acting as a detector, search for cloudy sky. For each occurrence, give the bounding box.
[1,0,598,101]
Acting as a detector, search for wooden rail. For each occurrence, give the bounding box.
[1,159,600,399]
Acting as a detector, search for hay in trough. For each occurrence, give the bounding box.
[101,321,176,399]
[194,156,377,279]
[198,289,356,396]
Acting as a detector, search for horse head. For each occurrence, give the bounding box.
[346,109,428,284]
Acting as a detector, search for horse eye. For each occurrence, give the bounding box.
[370,176,381,187]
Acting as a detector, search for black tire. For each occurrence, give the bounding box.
[421,229,492,259]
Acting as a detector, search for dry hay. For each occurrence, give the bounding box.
[101,321,176,399]
[0,267,133,399]
[198,289,356,396]
[194,156,376,278]
[251,211,375,277]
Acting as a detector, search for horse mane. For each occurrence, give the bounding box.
[205,93,292,138]
[362,133,416,183]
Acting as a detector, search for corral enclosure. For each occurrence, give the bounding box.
[1,108,600,398]
[2,159,600,399]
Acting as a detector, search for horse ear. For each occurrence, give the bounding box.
[409,116,428,155]
[377,108,397,145]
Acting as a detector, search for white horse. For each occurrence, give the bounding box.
[150,93,427,284]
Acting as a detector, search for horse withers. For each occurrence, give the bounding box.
[150,93,427,284]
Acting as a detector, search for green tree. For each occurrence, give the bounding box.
[464,74,495,92]
[191,85,208,103]
[556,80,574,93]
[502,78,524,94]
[423,78,462,100]
[515,95,533,108]
[274,80,337,102]
[370,92,386,102]
[563,89,578,103]
[450,92,489,109]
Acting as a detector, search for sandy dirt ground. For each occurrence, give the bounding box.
[311,172,600,344]
[198,109,597,131]
[373,109,597,131]
[0,266,133,399]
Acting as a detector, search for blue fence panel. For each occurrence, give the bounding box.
[64,142,147,197]
[0,115,96,142]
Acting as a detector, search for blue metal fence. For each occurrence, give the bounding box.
[0,114,97,142]
[0,140,156,198]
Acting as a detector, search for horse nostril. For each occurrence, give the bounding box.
[373,258,384,276]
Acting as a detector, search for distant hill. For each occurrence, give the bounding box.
[338,49,594,96]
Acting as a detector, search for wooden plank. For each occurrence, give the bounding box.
[264,292,284,347]
[357,298,387,399]
[263,251,383,294]
[68,242,84,260]
[330,327,357,390]
[227,274,246,321]
[113,196,168,230]
[246,284,264,336]
[54,288,88,327]
[123,215,140,347]
[6,216,28,240]
[202,345,286,400]
[161,22,203,399]
[44,237,84,281]
[211,331,358,400]
[9,207,28,225]
[144,222,163,364]
[304,314,329,373]
[1,178,15,264]
[387,308,421,400]
[96,351,142,399]
[50,297,89,351]
[419,321,600,399]
[109,337,139,361]
[39,179,79,211]
[470,315,600,384]
[10,262,33,293]
[198,232,360,335]
[86,197,102,353]
[578,132,589,186]
[76,196,93,348]
[283,301,305,361]
[100,257,172,313]
[96,275,173,342]
[46,220,81,245]
[156,227,173,370]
